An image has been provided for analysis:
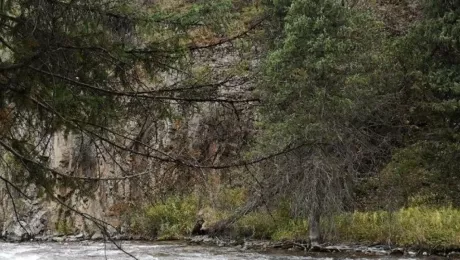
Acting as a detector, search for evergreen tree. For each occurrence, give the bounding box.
[382,0,460,206]
[256,0,400,242]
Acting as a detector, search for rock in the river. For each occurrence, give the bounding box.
[91,231,104,240]
[242,240,271,250]
[51,236,65,242]
[75,233,85,239]
[188,235,214,244]
[1,206,49,242]
[66,233,86,242]
[28,210,48,235]
[448,251,460,259]
[2,220,31,242]
[390,248,405,256]
[34,235,52,241]
[113,234,129,240]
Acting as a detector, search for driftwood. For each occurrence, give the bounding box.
[192,195,266,236]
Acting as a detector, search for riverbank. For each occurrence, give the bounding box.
[187,235,460,258]
[8,233,460,259]
[4,193,460,258]
[127,196,460,252]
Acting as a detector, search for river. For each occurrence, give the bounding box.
[0,241,417,260]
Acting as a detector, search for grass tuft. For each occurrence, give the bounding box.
[128,191,460,249]
[333,207,460,248]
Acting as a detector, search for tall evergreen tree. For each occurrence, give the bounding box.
[256,0,401,242]
[382,0,460,206]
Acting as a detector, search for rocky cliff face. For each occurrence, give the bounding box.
[0,44,257,240]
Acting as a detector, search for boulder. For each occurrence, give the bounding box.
[2,209,49,242]
[448,251,460,259]
[113,234,129,240]
[390,248,405,256]
[2,220,31,242]
[107,225,118,236]
[28,210,48,235]
[65,233,85,242]
[51,236,65,242]
[75,233,85,239]
[91,231,104,240]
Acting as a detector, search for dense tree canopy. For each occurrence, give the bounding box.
[255,0,405,241]
[253,0,460,241]
[381,0,460,206]
[2,0,460,246]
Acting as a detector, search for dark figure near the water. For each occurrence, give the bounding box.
[191,218,207,235]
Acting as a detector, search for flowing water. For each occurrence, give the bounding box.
[0,241,417,260]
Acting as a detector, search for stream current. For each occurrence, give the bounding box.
[0,241,418,260]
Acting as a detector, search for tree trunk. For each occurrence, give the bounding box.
[308,209,321,246]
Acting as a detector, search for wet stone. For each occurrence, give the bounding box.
[448,251,460,259]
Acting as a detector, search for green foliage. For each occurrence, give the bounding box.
[334,207,460,248]
[422,0,460,17]
[226,198,308,240]
[235,206,460,248]
[270,218,308,241]
[215,187,247,210]
[55,219,72,236]
[379,1,460,207]
[258,0,391,145]
[128,191,460,249]
[236,212,278,239]
[255,0,460,229]
[129,188,246,239]
[333,210,395,243]
[150,0,235,34]
[380,141,460,207]
[130,195,198,240]
[253,0,402,227]
[4,0,460,247]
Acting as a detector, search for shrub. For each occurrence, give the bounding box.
[130,195,198,239]
[333,207,460,248]
[236,212,278,239]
